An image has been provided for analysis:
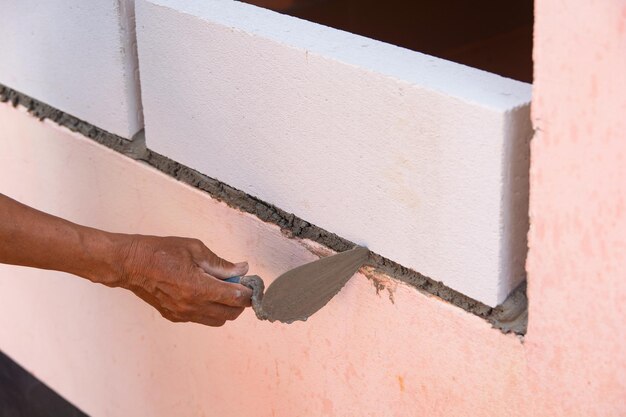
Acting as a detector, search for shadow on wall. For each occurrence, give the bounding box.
[0,350,87,417]
[242,0,534,82]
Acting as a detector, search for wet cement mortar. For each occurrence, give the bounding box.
[0,84,528,336]
[242,247,371,324]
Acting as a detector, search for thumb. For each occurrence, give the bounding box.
[198,247,249,279]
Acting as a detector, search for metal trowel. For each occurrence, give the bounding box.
[224,247,369,323]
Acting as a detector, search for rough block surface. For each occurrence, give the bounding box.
[0,0,143,138]
[136,0,533,306]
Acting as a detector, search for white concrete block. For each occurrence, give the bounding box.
[136,0,532,306]
[0,0,143,138]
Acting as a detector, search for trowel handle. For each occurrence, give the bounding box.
[224,276,242,284]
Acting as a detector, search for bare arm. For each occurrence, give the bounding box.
[0,193,252,326]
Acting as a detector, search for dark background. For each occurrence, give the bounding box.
[243,0,534,82]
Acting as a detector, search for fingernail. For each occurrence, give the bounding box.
[235,261,248,272]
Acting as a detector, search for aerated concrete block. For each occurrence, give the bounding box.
[136,0,532,306]
[0,0,143,138]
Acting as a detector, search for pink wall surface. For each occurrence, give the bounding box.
[0,0,625,416]
[0,105,529,416]
[525,0,626,415]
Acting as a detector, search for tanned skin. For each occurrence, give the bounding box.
[0,193,252,326]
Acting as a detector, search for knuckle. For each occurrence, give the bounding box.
[222,290,239,305]
[229,287,251,307]
[225,288,243,304]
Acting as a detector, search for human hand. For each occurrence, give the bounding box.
[0,194,251,327]
[115,235,252,326]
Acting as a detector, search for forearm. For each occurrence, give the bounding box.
[0,193,126,285]
[0,193,251,326]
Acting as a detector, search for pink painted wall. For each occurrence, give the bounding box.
[0,105,528,416]
[0,0,625,416]
[525,0,626,415]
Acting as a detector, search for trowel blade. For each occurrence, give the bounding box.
[260,247,369,323]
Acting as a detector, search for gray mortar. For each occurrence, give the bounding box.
[0,83,528,335]
[240,275,268,321]
[240,247,370,324]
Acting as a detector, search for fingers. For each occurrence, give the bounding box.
[195,271,252,307]
[196,304,246,325]
[124,235,254,327]
[195,245,249,279]
[163,304,245,327]
[150,288,247,326]
[161,301,246,327]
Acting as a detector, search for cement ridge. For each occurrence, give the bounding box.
[0,83,528,335]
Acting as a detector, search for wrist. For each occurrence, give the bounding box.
[80,228,133,288]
